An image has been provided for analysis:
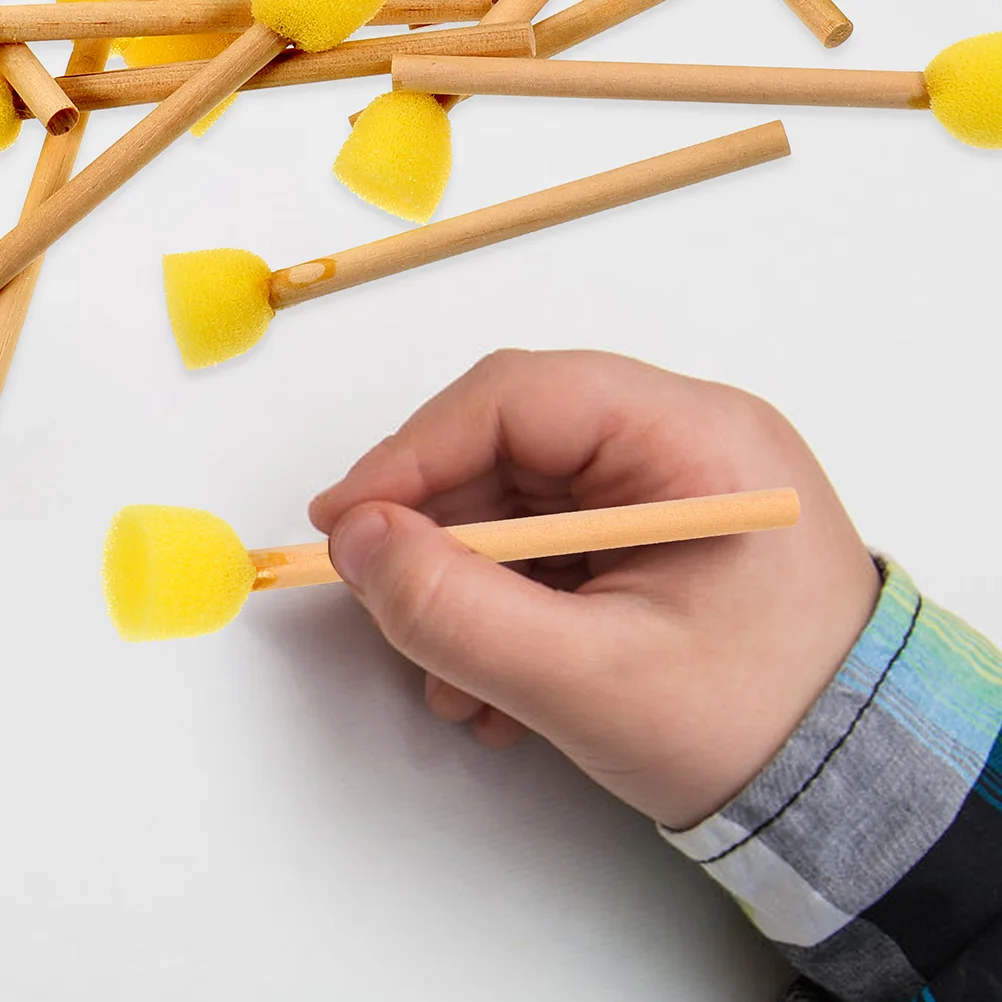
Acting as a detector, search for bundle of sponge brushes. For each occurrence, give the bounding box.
[0,0,999,389]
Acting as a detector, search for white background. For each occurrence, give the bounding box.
[1,0,999,997]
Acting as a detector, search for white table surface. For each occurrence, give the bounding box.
[1,0,999,997]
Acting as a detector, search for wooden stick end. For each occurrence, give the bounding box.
[45,105,80,136]
[823,19,853,48]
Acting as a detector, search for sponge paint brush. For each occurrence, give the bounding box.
[335,0,548,223]
[0,0,392,289]
[337,0,675,222]
[103,490,802,640]
[393,34,1002,149]
[164,121,791,368]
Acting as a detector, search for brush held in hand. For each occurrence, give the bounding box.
[392,32,1002,149]
[162,122,790,369]
[0,0,389,288]
[102,490,801,641]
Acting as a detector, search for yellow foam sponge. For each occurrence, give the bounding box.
[119,34,240,135]
[163,248,275,369]
[252,0,386,52]
[1,79,22,152]
[118,33,238,66]
[334,91,451,224]
[926,32,1002,149]
[103,505,256,641]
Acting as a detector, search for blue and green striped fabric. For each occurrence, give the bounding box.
[660,559,1002,1002]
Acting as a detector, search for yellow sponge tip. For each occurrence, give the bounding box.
[118,33,239,67]
[1,80,23,153]
[118,35,241,134]
[334,91,451,224]
[163,248,275,369]
[252,0,386,51]
[925,33,1002,149]
[102,505,256,642]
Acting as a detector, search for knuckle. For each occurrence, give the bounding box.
[472,347,530,380]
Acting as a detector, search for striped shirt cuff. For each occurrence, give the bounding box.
[659,558,1002,1001]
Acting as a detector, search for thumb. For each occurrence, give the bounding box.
[329,502,613,721]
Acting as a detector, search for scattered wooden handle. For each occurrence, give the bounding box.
[0,42,78,134]
[532,0,669,60]
[0,0,491,41]
[782,0,852,48]
[271,121,790,308]
[392,55,930,109]
[349,0,669,123]
[0,0,248,42]
[369,0,494,24]
[0,22,287,290]
[0,39,110,399]
[13,24,535,117]
[434,0,549,112]
[250,489,801,590]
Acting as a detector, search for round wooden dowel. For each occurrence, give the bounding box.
[0,39,110,398]
[271,121,791,309]
[0,22,287,289]
[782,0,852,48]
[433,0,549,112]
[13,23,535,117]
[370,0,493,23]
[249,489,802,590]
[347,0,670,124]
[391,56,930,109]
[0,0,250,42]
[0,0,494,42]
[0,42,79,134]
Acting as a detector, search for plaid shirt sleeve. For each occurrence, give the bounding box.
[658,558,1002,1002]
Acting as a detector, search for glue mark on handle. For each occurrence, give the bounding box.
[285,259,335,286]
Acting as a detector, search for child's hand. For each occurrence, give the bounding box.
[310,351,880,829]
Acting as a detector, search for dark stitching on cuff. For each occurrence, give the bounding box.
[694,593,923,866]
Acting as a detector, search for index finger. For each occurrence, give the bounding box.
[308,349,725,534]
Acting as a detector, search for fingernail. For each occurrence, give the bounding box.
[332,509,389,589]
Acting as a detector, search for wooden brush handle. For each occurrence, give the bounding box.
[434,0,548,111]
[0,22,285,290]
[0,0,491,41]
[533,0,669,59]
[370,0,493,23]
[14,23,534,116]
[0,39,110,398]
[476,0,550,25]
[270,121,790,308]
[782,0,852,48]
[0,42,78,133]
[393,55,930,109]
[250,489,801,590]
[348,0,671,123]
[0,0,250,42]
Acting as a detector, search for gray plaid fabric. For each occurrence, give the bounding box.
[660,560,1002,1002]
